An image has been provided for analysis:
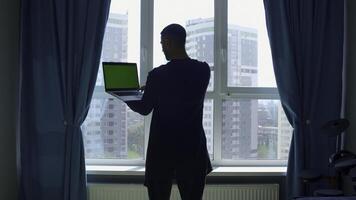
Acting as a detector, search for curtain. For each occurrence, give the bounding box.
[20,0,111,199]
[263,0,344,199]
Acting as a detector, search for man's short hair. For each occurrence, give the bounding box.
[161,24,186,47]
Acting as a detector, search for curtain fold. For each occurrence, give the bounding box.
[20,0,111,199]
[263,0,344,199]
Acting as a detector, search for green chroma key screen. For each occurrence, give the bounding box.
[103,63,139,90]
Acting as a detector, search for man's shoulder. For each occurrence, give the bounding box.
[189,59,210,69]
[190,59,210,73]
[147,65,166,79]
[149,65,164,75]
[151,59,210,73]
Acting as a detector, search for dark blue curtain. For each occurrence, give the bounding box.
[263,0,344,199]
[20,0,111,199]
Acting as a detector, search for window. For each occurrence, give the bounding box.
[227,0,275,87]
[221,0,293,164]
[222,99,290,161]
[82,0,144,161]
[83,0,293,167]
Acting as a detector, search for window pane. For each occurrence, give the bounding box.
[204,99,214,159]
[227,0,276,87]
[96,0,141,86]
[83,0,144,160]
[83,98,144,159]
[221,99,292,161]
[154,0,214,91]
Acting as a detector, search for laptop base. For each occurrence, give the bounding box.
[109,92,143,102]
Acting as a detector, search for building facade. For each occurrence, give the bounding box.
[186,18,259,159]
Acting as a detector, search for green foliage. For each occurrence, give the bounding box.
[257,144,277,159]
[128,150,141,159]
[127,122,144,157]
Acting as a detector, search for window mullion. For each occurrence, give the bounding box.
[141,0,154,160]
[213,0,227,164]
[225,87,280,99]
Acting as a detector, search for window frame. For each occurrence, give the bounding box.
[85,0,289,167]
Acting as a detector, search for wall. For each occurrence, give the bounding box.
[345,1,356,153]
[0,0,20,199]
[344,0,356,195]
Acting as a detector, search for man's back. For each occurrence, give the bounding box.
[149,58,210,155]
[127,58,210,165]
[142,58,211,182]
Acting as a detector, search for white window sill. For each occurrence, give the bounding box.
[86,166,287,177]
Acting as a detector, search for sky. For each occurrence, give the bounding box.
[109,0,276,87]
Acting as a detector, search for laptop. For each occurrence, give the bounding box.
[102,62,143,102]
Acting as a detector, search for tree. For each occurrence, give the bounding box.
[127,122,144,158]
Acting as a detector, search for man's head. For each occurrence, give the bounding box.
[160,24,187,60]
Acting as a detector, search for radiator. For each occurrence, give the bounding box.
[88,183,279,200]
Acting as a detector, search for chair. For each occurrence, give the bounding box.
[296,119,356,198]
[350,167,356,195]
[295,161,356,199]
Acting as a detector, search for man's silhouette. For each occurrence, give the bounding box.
[126,23,212,200]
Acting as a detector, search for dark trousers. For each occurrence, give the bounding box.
[146,176,206,200]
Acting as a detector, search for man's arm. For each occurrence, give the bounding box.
[125,71,155,115]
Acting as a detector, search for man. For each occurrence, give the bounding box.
[126,24,212,200]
